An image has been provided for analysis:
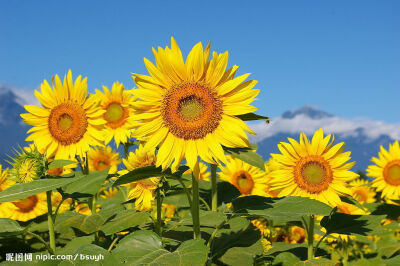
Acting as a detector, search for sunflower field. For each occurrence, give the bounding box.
[0,38,399,266]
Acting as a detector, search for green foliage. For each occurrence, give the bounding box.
[321,213,385,236]
[223,143,266,170]
[236,113,269,121]
[100,210,149,235]
[47,160,76,170]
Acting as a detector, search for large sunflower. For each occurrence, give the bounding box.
[94,82,137,147]
[21,70,106,160]
[367,141,400,200]
[0,165,15,218]
[132,37,258,171]
[88,146,121,174]
[0,193,48,222]
[120,144,159,211]
[219,156,268,196]
[268,129,359,206]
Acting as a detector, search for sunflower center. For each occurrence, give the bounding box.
[48,102,88,145]
[18,159,37,183]
[384,160,400,186]
[162,82,222,140]
[13,195,38,213]
[94,159,110,171]
[353,188,368,202]
[232,170,254,195]
[104,102,128,129]
[294,155,333,193]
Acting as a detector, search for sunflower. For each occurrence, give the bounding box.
[0,193,48,222]
[219,156,268,196]
[51,192,72,214]
[132,37,259,171]
[184,162,210,181]
[264,158,281,197]
[21,70,106,160]
[348,179,376,204]
[0,165,15,217]
[120,145,159,211]
[251,219,270,236]
[74,202,101,215]
[94,82,137,147]
[367,141,400,200]
[268,128,359,206]
[285,226,306,244]
[99,176,119,199]
[88,146,120,174]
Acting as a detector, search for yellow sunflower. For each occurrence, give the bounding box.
[0,193,48,222]
[21,70,106,160]
[0,165,15,217]
[268,128,359,206]
[88,146,120,173]
[264,158,281,197]
[74,202,101,215]
[120,145,159,211]
[348,179,376,204]
[219,156,268,196]
[367,141,400,200]
[94,82,137,147]
[99,176,119,199]
[51,192,72,214]
[285,226,306,244]
[184,162,210,181]
[132,37,259,171]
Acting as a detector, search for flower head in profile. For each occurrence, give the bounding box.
[9,146,46,183]
[268,129,359,206]
[0,193,48,222]
[132,37,259,171]
[367,141,400,200]
[219,156,268,196]
[120,144,159,211]
[94,82,137,147]
[21,70,106,160]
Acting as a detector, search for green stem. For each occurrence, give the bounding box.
[192,172,201,239]
[314,232,328,256]
[46,191,56,254]
[199,197,211,211]
[155,188,162,236]
[342,241,349,266]
[307,215,315,260]
[26,231,54,254]
[123,143,130,158]
[211,164,217,211]
[207,220,226,247]
[54,196,66,218]
[107,235,119,252]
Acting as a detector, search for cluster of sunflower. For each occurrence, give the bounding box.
[0,37,399,264]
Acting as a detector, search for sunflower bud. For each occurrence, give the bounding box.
[10,146,46,183]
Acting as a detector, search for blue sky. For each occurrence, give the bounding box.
[1,0,399,122]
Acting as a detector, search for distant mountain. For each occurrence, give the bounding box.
[251,106,400,171]
[0,88,30,166]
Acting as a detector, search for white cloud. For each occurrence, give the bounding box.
[0,84,39,106]
[251,114,400,143]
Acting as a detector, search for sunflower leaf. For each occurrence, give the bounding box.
[61,169,109,198]
[112,230,209,265]
[47,160,76,170]
[0,176,85,203]
[223,145,265,171]
[100,210,150,235]
[320,213,385,236]
[0,218,26,236]
[113,165,189,187]
[236,113,269,122]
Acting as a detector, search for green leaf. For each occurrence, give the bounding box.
[58,244,119,266]
[320,213,385,236]
[0,176,82,203]
[101,210,149,235]
[236,113,269,122]
[58,236,93,254]
[273,252,301,266]
[219,240,263,266]
[377,234,400,258]
[0,218,25,236]
[113,165,189,187]
[295,258,334,266]
[112,230,209,265]
[340,195,366,211]
[350,257,387,266]
[211,217,262,262]
[47,160,76,170]
[174,210,226,228]
[223,145,265,171]
[217,181,241,204]
[232,196,332,220]
[366,203,400,220]
[55,212,105,234]
[62,170,109,198]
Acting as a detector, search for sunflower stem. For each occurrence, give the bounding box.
[26,231,54,255]
[191,164,201,239]
[46,190,56,254]
[307,215,315,260]
[211,164,218,212]
[155,188,162,236]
